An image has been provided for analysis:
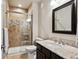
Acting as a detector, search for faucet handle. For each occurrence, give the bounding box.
[61,39,65,45]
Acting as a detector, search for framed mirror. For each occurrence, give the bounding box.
[52,0,77,34]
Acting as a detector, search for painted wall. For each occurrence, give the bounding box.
[32,1,39,42]
[38,0,77,47]
[2,0,9,27]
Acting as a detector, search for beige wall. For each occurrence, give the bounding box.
[32,1,39,42]
[28,4,32,17]
[38,0,77,47]
[2,0,9,27]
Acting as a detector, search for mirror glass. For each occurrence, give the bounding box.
[55,5,72,31]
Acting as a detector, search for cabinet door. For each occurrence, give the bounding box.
[51,52,64,59]
[42,46,51,59]
[37,50,45,59]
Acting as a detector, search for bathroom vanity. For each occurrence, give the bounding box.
[35,40,77,59]
[36,43,63,59]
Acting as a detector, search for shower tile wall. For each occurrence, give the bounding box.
[7,12,32,47]
[8,23,21,47]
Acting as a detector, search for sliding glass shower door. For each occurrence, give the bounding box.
[7,12,32,47]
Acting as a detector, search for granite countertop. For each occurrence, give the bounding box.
[36,40,78,59]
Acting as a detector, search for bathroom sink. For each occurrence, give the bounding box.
[36,40,78,59]
[42,40,55,44]
[40,40,62,50]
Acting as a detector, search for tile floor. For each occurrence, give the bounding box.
[7,53,28,59]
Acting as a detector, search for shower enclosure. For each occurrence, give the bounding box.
[7,11,33,47]
[2,0,36,59]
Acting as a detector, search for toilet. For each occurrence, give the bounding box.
[25,45,36,59]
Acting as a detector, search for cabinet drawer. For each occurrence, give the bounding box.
[42,46,51,58]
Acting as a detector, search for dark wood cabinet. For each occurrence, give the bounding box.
[51,52,64,59]
[37,50,45,59]
[36,43,64,59]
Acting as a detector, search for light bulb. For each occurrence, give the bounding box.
[18,4,22,7]
[50,0,57,6]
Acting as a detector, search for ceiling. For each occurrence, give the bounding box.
[8,0,32,9]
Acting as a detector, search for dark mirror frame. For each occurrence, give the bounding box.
[52,0,77,34]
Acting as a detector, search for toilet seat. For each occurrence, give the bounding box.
[25,45,36,53]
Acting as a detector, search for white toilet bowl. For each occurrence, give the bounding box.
[25,45,36,59]
[25,45,36,53]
